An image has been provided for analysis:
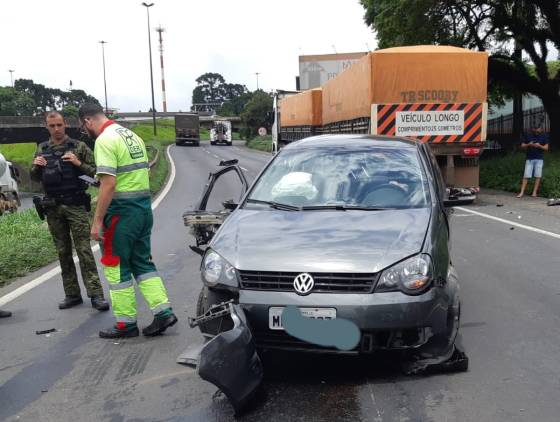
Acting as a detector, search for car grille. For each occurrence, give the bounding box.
[238,271,377,293]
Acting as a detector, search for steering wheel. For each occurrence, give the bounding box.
[359,183,409,207]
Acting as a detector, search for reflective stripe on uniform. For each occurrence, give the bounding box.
[109,279,134,290]
[113,190,151,199]
[136,271,159,283]
[152,303,171,315]
[97,165,117,176]
[115,315,137,323]
[117,162,150,173]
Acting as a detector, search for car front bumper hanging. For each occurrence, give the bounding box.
[177,300,263,415]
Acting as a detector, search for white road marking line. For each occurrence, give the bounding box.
[0,145,177,307]
[455,206,560,240]
[453,214,477,217]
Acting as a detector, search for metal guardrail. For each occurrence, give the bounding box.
[146,145,159,169]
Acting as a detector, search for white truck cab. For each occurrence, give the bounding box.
[0,151,20,215]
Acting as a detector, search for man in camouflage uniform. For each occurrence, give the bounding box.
[30,111,109,311]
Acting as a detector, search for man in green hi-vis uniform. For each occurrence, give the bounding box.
[79,104,177,339]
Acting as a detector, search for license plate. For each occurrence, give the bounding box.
[268,307,336,330]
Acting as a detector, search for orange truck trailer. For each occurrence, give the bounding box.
[272,45,488,203]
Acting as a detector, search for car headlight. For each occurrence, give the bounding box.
[377,254,433,295]
[202,250,238,287]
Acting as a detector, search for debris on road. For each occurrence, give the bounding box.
[496,203,504,207]
[547,198,560,206]
[179,301,263,415]
[35,328,56,335]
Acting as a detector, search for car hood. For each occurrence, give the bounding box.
[211,208,431,273]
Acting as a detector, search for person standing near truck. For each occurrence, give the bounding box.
[517,120,549,198]
[79,103,177,339]
[30,111,109,311]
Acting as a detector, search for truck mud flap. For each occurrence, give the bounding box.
[180,301,263,415]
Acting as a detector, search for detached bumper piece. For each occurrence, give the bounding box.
[179,301,263,415]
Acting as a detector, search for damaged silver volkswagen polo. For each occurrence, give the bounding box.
[185,135,462,357]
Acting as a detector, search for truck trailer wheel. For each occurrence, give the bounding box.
[196,286,236,336]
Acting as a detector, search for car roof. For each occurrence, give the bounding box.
[283,134,420,150]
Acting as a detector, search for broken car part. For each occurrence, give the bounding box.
[181,301,263,415]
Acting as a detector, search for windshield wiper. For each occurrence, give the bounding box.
[245,198,301,211]
[300,205,396,211]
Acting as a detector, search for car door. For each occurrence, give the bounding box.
[183,159,249,252]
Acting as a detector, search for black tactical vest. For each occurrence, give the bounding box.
[40,140,88,196]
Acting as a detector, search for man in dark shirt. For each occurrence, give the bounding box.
[517,122,549,198]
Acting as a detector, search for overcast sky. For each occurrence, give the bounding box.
[1,0,377,112]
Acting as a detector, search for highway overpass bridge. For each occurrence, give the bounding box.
[0,113,241,145]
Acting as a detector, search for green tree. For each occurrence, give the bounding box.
[0,87,37,116]
[360,0,560,145]
[192,72,227,105]
[219,84,251,116]
[241,90,273,137]
[61,104,79,118]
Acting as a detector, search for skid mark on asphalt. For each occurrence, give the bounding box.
[115,346,154,381]
[82,342,122,386]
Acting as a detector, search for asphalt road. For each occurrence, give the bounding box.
[1,140,560,421]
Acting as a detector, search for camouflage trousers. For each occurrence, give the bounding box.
[45,204,103,298]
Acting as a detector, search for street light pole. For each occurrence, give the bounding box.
[255,72,260,91]
[142,2,157,137]
[8,70,14,88]
[99,41,109,114]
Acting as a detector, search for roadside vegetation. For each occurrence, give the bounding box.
[480,152,560,198]
[246,135,272,153]
[0,120,174,286]
[0,209,58,284]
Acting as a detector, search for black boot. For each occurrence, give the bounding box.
[91,295,109,311]
[58,296,83,309]
[0,309,12,318]
[142,312,178,337]
[99,323,139,339]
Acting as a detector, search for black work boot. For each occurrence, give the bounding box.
[142,311,178,337]
[58,296,83,309]
[99,323,139,339]
[0,309,12,318]
[91,295,110,311]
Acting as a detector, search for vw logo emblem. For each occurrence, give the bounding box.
[293,273,314,295]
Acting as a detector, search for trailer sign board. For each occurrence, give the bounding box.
[395,110,464,136]
[372,103,486,144]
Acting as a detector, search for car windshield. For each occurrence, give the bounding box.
[245,146,430,209]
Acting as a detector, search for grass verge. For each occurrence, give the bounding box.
[480,152,560,198]
[246,135,272,152]
[0,210,58,285]
[0,120,174,286]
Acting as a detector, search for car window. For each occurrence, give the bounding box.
[246,146,430,209]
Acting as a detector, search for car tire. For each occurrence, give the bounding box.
[196,286,236,336]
